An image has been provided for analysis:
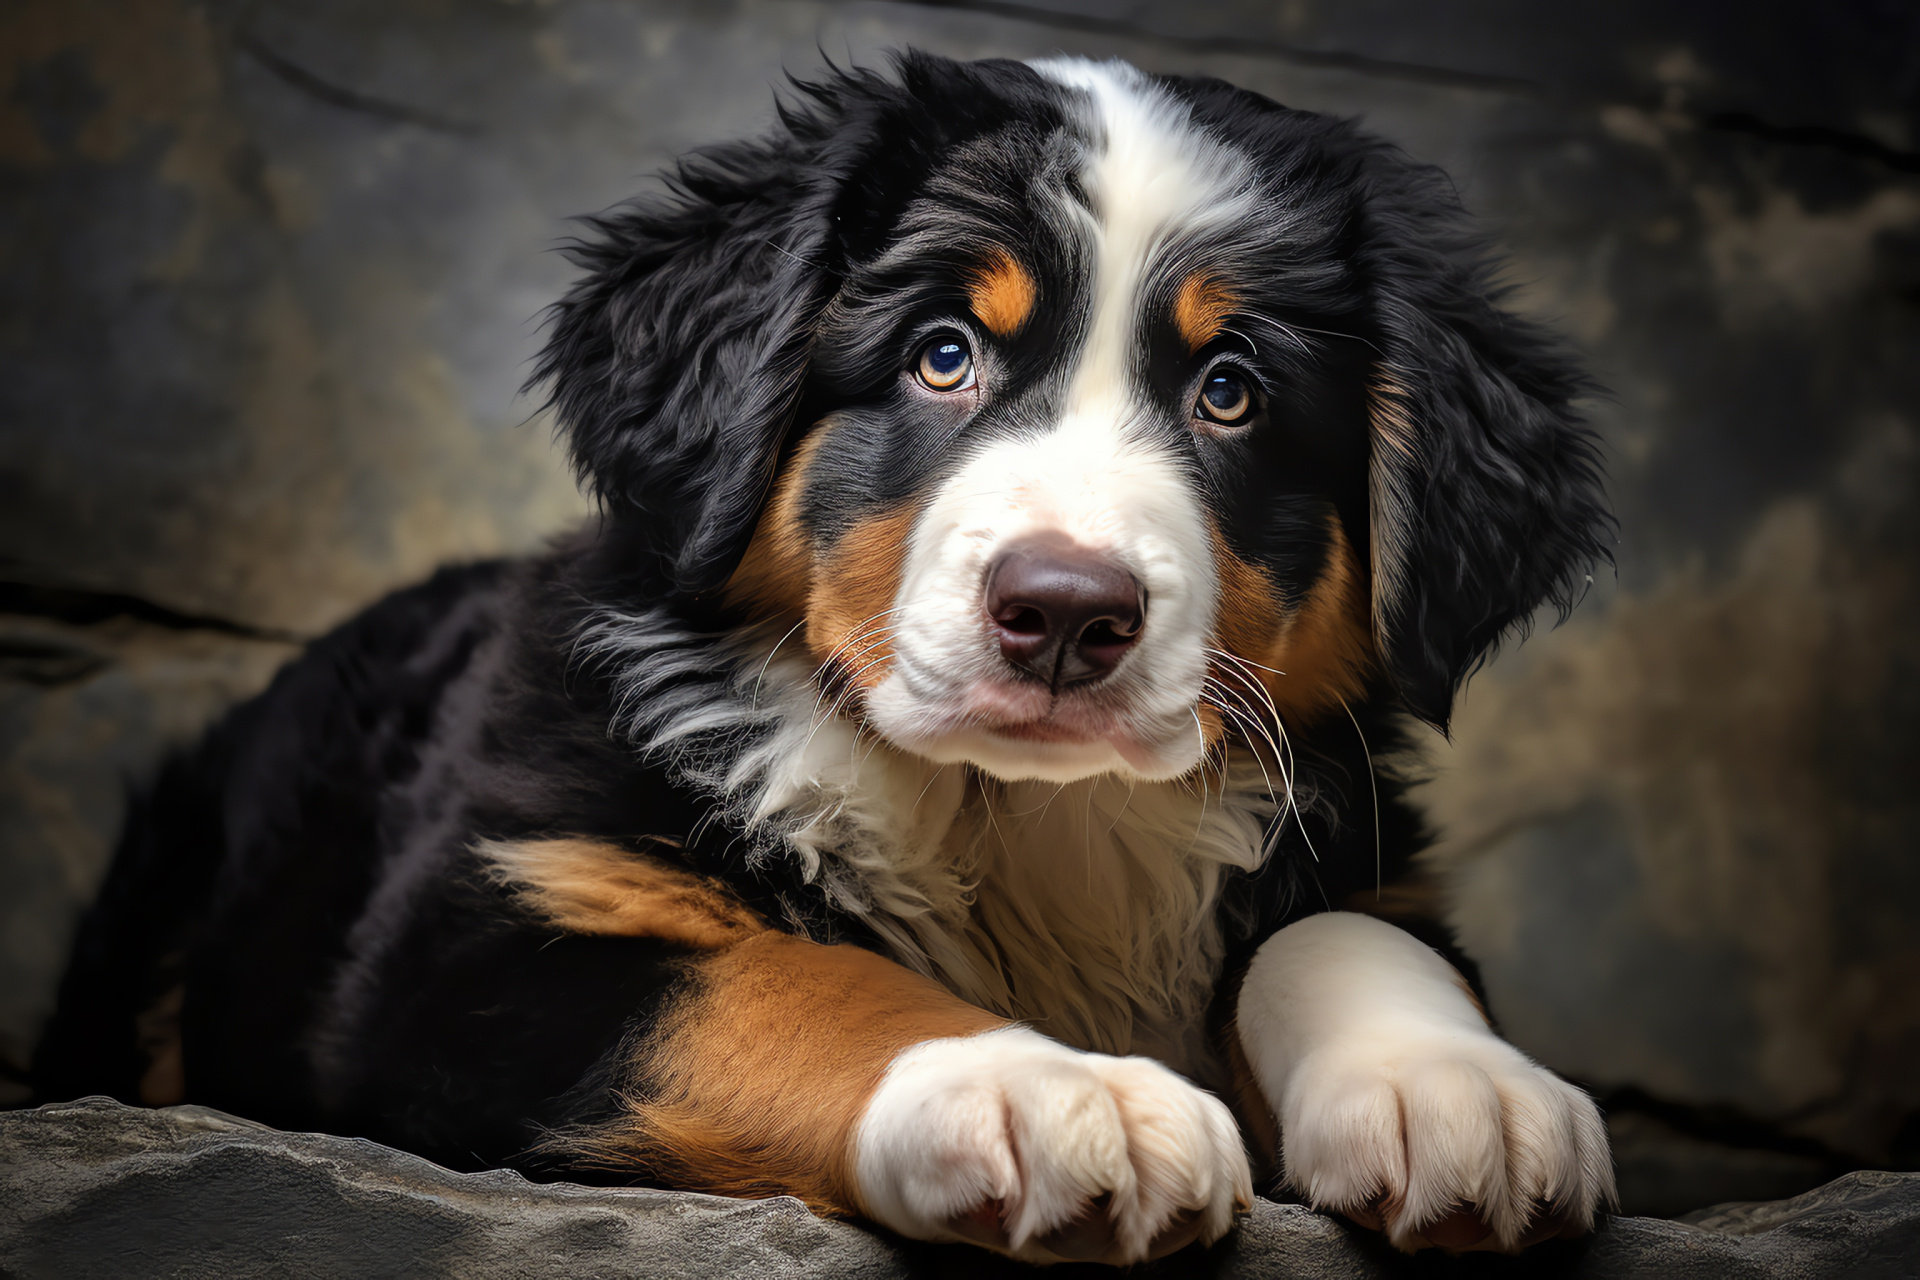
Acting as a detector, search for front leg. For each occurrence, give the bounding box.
[1235,912,1614,1251]
[596,935,1248,1264]
[503,841,1248,1265]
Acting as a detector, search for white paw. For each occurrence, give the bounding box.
[1276,1028,1615,1251]
[1237,914,1615,1253]
[851,1027,1252,1264]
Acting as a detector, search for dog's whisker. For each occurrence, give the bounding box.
[754,617,811,703]
[1203,695,1285,808]
[812,611,903,681]
[812,608,903,665]
[1338,696,1385,900]
[806,629,897,721]
[1199,666,1298,840]
[799,640,899,750]
[1201,691,1281,807]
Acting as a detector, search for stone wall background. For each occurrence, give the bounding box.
[3,0,1915,1218]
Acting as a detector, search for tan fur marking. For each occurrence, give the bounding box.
[725,426,832,621]
[487,838,1006,1211]
[1265,520,1376,722]
[562,931,1007,1214]
[1174,272,1238,352]
[1209,516,1375,735]
[482,838,766,949]
[806,505,920,688]
[1210,526,1287,671]
[968,250,1036,337]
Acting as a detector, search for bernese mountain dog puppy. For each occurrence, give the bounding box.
[37,52,1616,1264]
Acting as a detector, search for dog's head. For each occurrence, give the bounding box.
[538,54,1609,782]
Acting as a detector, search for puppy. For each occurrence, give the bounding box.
[38,52,1615,1263]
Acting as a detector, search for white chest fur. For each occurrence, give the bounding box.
[735,659,1280,1080]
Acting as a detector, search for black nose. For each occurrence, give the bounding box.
[984,536,1145,688]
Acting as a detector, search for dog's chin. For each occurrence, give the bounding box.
[873,711,1206,784]
[862,666,1209,784]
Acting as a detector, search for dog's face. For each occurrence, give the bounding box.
[729,61,1373,782]
[542,55,1608,777]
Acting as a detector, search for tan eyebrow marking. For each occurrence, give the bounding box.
[967,250,1037,337]
[1175,272,1239,352]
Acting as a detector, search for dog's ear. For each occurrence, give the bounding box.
[1355,153,1613,734]
[531,70,891,599]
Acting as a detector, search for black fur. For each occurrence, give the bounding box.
[36,53,1607,1181]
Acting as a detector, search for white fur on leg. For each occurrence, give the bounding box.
[852,1027,1251,1264]
[1236,913,1615,1251]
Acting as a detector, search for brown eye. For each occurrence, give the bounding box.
[1196,370,1253,425]
[916,336,974,391]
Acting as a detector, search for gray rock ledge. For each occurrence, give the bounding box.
[3,1098,1916,1278]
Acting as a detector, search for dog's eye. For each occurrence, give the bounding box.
[1196,371,1254,425]
[916,337,975,391]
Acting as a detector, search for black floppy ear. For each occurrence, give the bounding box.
[1356,158,1613,733]
[531,72,889,598]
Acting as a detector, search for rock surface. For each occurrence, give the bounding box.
[3,1098,1917,1279]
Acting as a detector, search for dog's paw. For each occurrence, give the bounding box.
[1277,1031,1615,1252]
[851,1026,1251,1264]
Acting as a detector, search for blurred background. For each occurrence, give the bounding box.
[3,0,1916,1219]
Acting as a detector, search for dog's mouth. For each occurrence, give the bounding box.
[862,666,1202,782]
[954,673,1143,736]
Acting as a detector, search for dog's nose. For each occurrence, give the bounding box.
[984,537,1145,687]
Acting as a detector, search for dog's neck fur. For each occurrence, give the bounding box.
[581,607,1288,1076]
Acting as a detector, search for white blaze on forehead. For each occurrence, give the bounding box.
[1030,58,1253,428]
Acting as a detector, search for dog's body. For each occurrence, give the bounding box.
[38,55,1614,1262]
